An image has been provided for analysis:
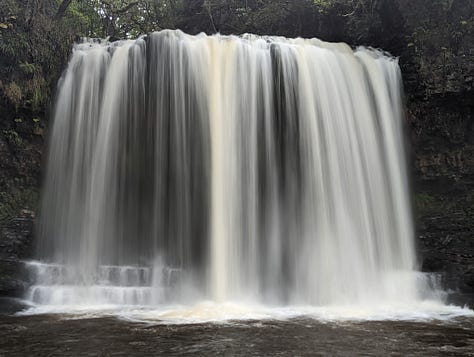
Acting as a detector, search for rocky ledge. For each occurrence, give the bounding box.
[416,189,474,304]
[0,210,34,297]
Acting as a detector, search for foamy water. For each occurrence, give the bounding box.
[19,300,474,325]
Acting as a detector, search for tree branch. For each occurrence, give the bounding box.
[54,0,74,20]
[204,0,218,33]
[115,1,140,14]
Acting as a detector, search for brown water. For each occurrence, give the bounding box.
[0,314,473,356]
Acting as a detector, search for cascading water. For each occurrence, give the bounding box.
[24,30,457,320]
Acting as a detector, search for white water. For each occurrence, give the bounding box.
[24,30,472,322]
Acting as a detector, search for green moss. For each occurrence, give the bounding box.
[413,192,443,218]
[2,129,22,146]
[414,192,435,206]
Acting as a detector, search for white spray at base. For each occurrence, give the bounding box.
[23,30,473,322]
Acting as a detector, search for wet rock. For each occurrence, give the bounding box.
[416,188,474,294]
[0,297,30,314]
[0,211,34,297]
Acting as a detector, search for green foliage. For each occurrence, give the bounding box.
[2,82,22,108]
[405,0,474,94]
[313,0,331,13]
[19,62,38,75]
[2,129,22,146]
[0,0,73,117]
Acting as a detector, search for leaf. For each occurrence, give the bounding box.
[19,62,37,74]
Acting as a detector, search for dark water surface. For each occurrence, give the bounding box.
[0,313,473,356]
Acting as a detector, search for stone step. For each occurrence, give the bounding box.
[26,285,162,305]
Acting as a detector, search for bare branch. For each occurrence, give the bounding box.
[54,0,74,20]
[204,0,218,33]
[116,1,140,14]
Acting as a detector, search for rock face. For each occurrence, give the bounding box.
[0,211,34,296]
[409,94,474,296]
[392,0,474,298]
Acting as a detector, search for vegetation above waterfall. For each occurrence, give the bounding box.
[1,0,472,127]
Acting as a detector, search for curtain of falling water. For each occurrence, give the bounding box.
[30,30,423,307]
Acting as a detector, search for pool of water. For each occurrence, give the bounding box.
[1,310,473,355]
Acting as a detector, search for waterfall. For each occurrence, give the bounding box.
[26,30,438,312]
